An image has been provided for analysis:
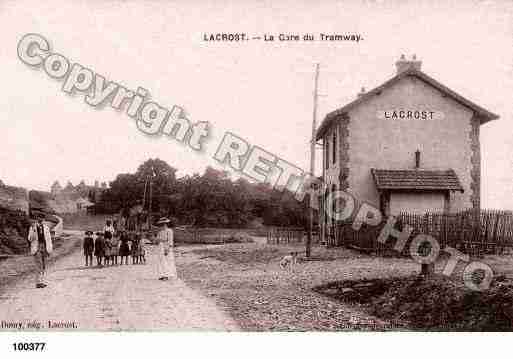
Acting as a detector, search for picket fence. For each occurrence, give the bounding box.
[266,227,319,245]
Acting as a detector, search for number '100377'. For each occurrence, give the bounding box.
[12,342,46,351]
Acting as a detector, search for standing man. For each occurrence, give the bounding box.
[155,217,177,281]
[27,213,53,288]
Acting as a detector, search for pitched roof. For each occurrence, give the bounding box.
[316,68,499,140]
[371,168,464,192]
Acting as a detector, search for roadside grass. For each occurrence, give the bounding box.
[192,245,286,264]
[174,229,255,245]
[178,242,513,331]
[177,242,418,331]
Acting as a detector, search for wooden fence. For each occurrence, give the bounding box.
[327,209,513,257]
[328,221,391,255]
[149,226,314,245]
[172,227,255,244]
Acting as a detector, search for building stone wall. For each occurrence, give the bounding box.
[338,115,350,191]
[345,75,475,212]
[469,114,481,211]
[323,126,338,187]
[389,192,446,215]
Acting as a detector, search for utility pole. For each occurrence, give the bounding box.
[148,167,154,230]
[143,176,149,230]
[142,177,148,210]
[306,63,320,258]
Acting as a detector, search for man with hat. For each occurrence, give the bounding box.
[27,213,53,288]
[155,217,177,281]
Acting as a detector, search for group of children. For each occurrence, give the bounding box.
[83,220,146,267]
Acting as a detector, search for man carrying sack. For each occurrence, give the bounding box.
[27,213,53,288]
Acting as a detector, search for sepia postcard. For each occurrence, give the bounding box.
[1,0,513,356]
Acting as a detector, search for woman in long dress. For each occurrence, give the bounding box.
[155,217,177,281]
[103,220,115,265]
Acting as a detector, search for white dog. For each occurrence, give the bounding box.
[279,252,299,270]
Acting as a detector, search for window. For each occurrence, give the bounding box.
[332,129,337,164]
[325,138,330,169]
[331,184,337,225]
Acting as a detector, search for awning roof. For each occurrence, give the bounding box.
[371,168,464,192]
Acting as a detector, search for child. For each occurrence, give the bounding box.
[131,233,140,264]
[83,231,94,267]
[119,230,131,265]
[138,233,147,264]
[110,232,119,265]
[94,231,105,267]
[105,227,114,266]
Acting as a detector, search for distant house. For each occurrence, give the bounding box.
[47,180,107,214]
[75,197,94,213]
[316,55,498,234]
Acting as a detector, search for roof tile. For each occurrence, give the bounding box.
[371,168,464,192]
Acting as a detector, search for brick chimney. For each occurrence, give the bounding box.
[395,54,422,74]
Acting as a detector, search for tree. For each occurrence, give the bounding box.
[134,158,177,214]
[98,158,177,214]
[97,159,306,228]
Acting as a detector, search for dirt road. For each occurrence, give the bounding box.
[0,231,239,331]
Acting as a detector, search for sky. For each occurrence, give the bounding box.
[0,0,512,208]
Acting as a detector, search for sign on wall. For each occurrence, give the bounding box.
[376,110,445,121]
